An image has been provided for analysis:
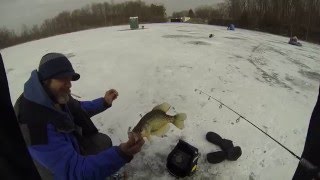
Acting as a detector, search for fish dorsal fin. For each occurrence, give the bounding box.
[152,102,171,112]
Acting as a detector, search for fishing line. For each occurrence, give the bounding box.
[194,88,301,160]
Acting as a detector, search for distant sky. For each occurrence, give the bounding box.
[0,0,223,33]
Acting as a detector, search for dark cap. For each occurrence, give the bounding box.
[38,53,80,81]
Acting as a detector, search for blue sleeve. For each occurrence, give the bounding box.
[28,124,128,180]
[80,98,111,117]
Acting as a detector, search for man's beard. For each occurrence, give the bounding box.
[56,93,70,104]
[42,80,71,104]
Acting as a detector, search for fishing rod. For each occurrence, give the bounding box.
[194,88,299,159]
[195,88,320,177]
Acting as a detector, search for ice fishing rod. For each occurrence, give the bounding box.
[195,88,302,159]
[195,88,320,176]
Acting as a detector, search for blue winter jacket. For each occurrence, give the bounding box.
[24,70,128,180]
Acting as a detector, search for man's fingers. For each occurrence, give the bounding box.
[131,138,145,149]
[112,90,118,99]
[128,133,144,145]
[121,133,145,155]
[111,89,118,93]
[126,132,136,146]
[137,139,145,149]
[109,89,118,95]
[132,133,143,143]
[107,89,118,100]
[138,138,145,145]
[127,143,143,154]
[112,93,118,100]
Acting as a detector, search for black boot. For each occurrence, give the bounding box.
[206,132,242,161]
[207,151,227,164]
[206,132,223,145]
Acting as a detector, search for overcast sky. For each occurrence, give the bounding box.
[0,0,222,33]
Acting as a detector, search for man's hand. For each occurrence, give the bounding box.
[119,133,145,156]
[104,89,118,106]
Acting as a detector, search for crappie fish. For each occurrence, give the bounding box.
[132,102,186,141]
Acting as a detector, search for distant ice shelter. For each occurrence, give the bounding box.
[129,17,139,30]
[170,18,183,22]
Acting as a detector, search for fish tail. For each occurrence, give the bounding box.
[173,113,186,129]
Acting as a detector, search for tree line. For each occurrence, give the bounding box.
[1,0,319,49]
[172,0,320,43]
[0,1,166,49]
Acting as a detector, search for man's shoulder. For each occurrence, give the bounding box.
[17,95,76,145]
[17,95,57,123]
[16,95,52,145]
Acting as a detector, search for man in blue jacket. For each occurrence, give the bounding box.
[14,53,145,180]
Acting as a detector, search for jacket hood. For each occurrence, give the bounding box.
[24,70,54,109]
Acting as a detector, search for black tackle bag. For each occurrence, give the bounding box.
[166,140,199,178]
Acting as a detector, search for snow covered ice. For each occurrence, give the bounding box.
[2,23,320,179]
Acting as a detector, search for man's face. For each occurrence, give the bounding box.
[46,77,72,104]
